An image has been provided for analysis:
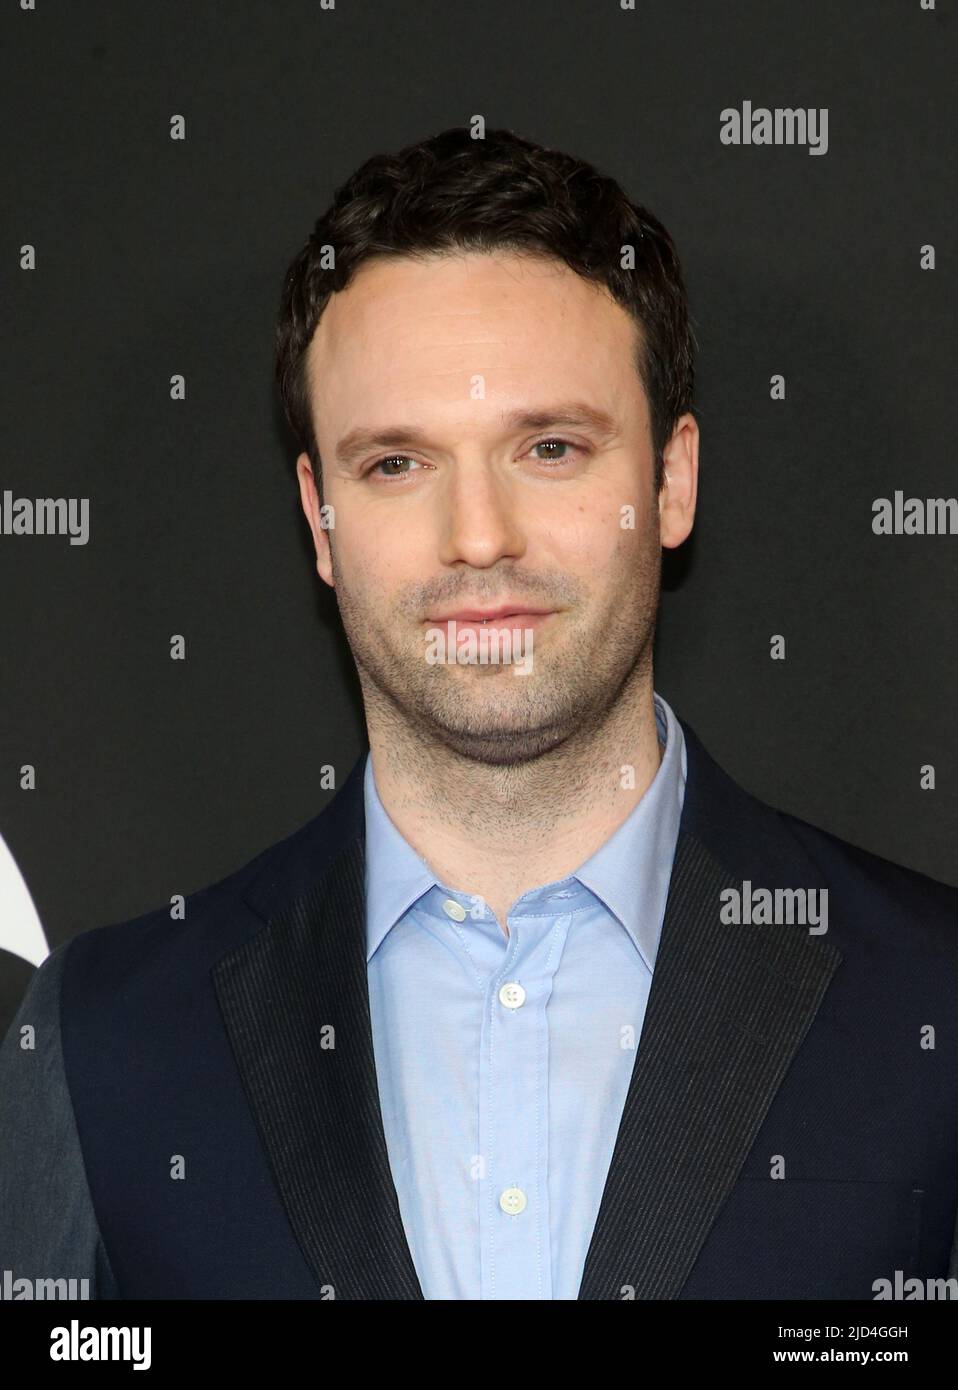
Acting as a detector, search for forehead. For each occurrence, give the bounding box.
[305,250,644,420]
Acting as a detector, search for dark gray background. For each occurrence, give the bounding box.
[1,0,955,1032]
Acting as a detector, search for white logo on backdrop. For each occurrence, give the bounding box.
[0,828,49,968]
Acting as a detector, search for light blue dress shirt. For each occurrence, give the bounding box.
[364,691,688,1299]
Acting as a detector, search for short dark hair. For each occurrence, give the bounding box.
[275,126,696,497]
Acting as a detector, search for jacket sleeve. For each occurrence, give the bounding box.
[0,939,119,1298]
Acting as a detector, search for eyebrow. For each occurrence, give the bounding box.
[333,402,619,470]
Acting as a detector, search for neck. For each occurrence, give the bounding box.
[362,662,663,926]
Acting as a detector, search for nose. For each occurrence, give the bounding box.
[435,453,527,570]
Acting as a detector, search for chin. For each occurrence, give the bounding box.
[425,714,573,767]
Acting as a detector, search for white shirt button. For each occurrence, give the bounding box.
[498,981,526,1009]
[442,898,467,921]
[499,1187,527,1215]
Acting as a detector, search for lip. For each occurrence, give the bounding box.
[422,610,557,643]
[424,603,556,623]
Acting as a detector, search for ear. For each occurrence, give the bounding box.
[658,413,699,549]
[296,452,334,586]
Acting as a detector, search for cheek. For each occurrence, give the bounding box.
[577,511,658,604]
[552,505,637,568]
[333,514,422,599]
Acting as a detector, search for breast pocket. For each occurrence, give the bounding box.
[680,1179,925,1300]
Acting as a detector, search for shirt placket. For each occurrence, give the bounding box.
[478,910,568,1300]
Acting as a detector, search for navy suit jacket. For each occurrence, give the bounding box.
[2,718,957,1299]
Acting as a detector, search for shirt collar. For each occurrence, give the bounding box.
[363,691,687,970]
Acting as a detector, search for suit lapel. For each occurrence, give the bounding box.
[215,720,843,1301]
[215,790,424,1300]
[577,726,843,1298]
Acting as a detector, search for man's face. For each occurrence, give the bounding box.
[298,250,696,765]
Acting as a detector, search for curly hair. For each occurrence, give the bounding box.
[275,126,696,497]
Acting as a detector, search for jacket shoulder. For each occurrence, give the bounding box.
[0,939,118,1295]
[779,807,958,906]
[774,805,958,961]
[62,763,363,1003]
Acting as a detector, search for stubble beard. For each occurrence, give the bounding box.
[328,528,662,770]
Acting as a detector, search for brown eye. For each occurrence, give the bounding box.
[530,438,582,464]
[368,455,421,480]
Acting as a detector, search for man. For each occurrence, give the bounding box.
[2,126,957,1301]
